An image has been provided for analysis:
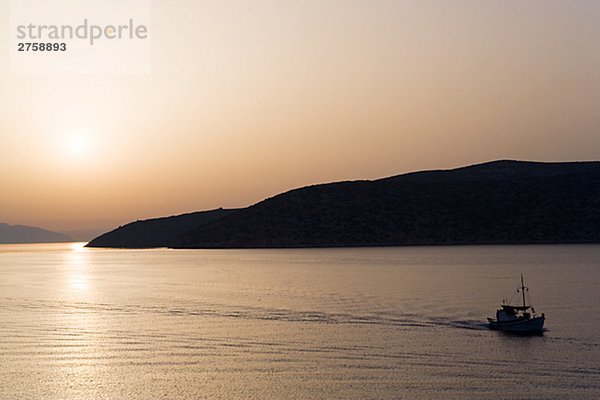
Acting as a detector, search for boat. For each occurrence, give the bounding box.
[488,274,545,334]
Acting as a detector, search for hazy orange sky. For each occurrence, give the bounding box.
[1,0,599,232]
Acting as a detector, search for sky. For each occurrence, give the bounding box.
[1,0,599,232]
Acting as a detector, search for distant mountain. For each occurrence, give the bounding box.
[0,223,72,244]
[87,160,600,249]
[87,208,239,248]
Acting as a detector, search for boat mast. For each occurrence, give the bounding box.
[520,274,526,308]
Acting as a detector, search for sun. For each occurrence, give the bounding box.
[66,136,88,156]
[55,132,99,169]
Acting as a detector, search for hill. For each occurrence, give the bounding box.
[87,208,238,248]
[0,223,72,244]
[87,160,600,248]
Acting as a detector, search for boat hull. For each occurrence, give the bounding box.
[488,315,545,333]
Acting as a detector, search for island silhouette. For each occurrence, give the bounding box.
[87,160,600,249]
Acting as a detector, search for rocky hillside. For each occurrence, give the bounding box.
[87,160,600,248]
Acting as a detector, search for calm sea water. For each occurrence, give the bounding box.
[0,243,599,399]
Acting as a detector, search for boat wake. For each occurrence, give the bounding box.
[4,297,490,332]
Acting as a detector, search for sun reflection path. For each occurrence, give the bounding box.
[56,243,103,396]
[66,243,91,292]
[70,242,87,252]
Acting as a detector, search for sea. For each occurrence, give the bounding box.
[0,243,599,399]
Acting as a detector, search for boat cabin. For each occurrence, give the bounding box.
[496,304,533,322]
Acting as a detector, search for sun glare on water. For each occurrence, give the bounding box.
[67,243,91,292]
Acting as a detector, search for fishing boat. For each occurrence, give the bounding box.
[488,274,545,334]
